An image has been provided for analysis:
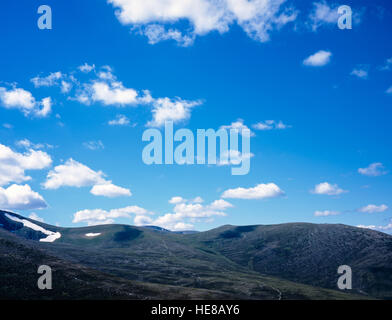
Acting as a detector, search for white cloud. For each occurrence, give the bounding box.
[218,150,254,166]
[134,215,153,226]
[220,119,254,136]
[303,50,332,67]
[83,140,105,151]
[380,57,392,71]
[88,80,139,106]
[0,143,52,186]
[308,1,339,30]
[78,63,96,73]
[35,65,201,126]
[73,196,231,230]
[29,212,45,223]
[0,184,47,210]
[147,97,202,127]
[357,221,392,232]
[73,205,151,225]
[108,114,131,126]
[36,97,52,117]
[377,223,392,231]
[311,182,347,196]
[31,72,63,88]
[359,204,388,214]
[314,210,340,217]
[142,24,195,46]
[108,0,298,46]
[0,87,52,117]
[90,183,131,197]
[357,224,377,230]
[350,68,368,79]
[222,182,284,199]
[61,81,72,94]
[169,196,186,204]
[209,199,233,210]
[308,1,362,31]
[43,159,106,189]
[358,163,388,177]
[15,139,50,150]
[153,198,230,230]
[386,86,392,95]
[43,159,131,198]
[252,120,291,130]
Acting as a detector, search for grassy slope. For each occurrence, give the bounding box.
[0,211,386,299]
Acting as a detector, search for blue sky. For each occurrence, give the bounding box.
[0,0,391,232]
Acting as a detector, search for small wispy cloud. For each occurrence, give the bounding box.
[350,68,368,79]
[252,120,291,131]
[358,204,388,213]
[83,140,104,151]
[108,114,131,126]
[314,210,340,217]
[358,163,388,177]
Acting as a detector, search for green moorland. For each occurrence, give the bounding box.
[1,210,391,300]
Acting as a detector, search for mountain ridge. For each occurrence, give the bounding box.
[1,210,391,300]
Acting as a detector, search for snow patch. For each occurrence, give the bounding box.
[5,213,61,242]
[85,233,101,237]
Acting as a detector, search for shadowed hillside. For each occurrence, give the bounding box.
[1,210,390,300]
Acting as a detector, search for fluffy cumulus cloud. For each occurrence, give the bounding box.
[73,205,150,225]
[359,204,388,214]
[148,97,202,127]
[252,120,291,130]
[303,50,332,67]
[314,210,340,217]
[0,143,52,187]
[169,196,186,204]
[152,197,232,230]
[43,159,105,189]
[358,163,388,177]
[43,158,131,198]
[71,66,201,126]
[311,182,347,196]
[107,0,298,46]
[222,182,284,199]
[19,65,201,127]
[76,76,140,107]
[90,183,132,197]
[0,184,47,210]
[73,197,232,230]
[0,87,52,117]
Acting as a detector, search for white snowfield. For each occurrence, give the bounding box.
[5,213,61,243]
[85,233,101,237]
